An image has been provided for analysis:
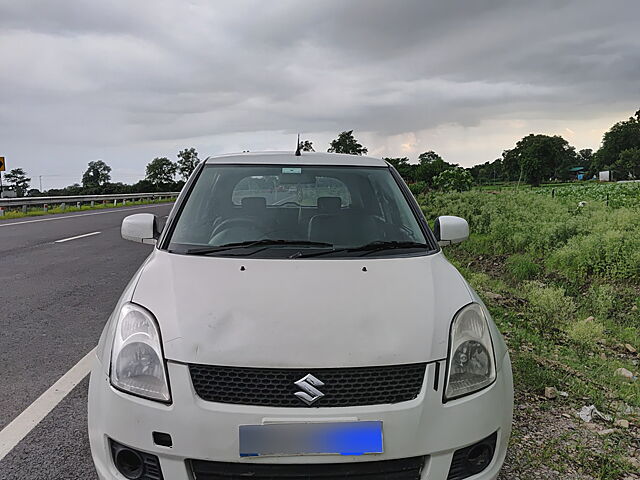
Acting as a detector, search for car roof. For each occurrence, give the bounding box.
[204,151,388,167]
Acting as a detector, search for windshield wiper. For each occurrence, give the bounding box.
[356,241,429,256]
[293,241,429,258]
[181,239,334,256]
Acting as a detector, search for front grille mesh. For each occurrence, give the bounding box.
[189,363,426,407]
[190,456,426,479]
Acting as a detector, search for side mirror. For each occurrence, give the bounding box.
[433,215,469,246]
[121,213,159,245]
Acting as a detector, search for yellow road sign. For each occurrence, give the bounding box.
[0,156,5,171]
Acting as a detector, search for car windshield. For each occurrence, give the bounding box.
[167,164,429,258]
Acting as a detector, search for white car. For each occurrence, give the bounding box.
[88,151,513,480]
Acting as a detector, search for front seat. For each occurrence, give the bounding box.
[308,196,377,246]
[209,196,269,242]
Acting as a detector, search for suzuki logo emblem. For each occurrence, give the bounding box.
[294,373,325,406]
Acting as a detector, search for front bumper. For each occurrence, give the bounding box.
[88,355,513,480]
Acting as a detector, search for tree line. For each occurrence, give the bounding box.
[301,109,640,191]
[0,148,200,197]
[2,109,638,197]
[468,109,640,186]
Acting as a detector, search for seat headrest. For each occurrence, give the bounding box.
[240,197,267,211]
[317,196,342,213]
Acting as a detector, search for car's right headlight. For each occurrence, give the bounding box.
[444,303,496,401]
[110,303,171,403]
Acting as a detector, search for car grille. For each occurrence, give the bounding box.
[189,363,426,407]
[189,456,426,479]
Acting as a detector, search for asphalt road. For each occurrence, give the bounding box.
[0,203,174,480]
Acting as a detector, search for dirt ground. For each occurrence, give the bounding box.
[498,392,640,480]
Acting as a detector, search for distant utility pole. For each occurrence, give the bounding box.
[37,174,67,192]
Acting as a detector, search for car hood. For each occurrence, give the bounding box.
[132,250,472,368]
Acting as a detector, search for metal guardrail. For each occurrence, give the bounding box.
[0,192,180,215]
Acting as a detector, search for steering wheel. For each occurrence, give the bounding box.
[210,218,261,238]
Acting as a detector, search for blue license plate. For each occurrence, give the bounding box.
[239,421,383,457]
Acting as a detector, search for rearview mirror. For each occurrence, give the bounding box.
[433,216,469,246]
[121,213,159,245]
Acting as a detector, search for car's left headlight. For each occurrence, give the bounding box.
[110,303,171,403]
[444,303,496,401]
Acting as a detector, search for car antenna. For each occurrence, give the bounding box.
[295,133,301,156]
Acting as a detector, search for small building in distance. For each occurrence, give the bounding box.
[0,187,17,198]
[599,170,612,182]
[569,166,586,180]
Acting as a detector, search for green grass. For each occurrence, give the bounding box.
[0,197,176,220]
[475,180,640,207]
[419,186,640,478]
[535,181,640,208]
[505,253,541,281]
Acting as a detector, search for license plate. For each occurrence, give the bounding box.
[239,421,383,457]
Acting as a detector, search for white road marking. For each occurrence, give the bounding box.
[0,204,170,228]
[0,347,96,461]
[54,231,101,243]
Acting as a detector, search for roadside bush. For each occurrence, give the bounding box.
[420,191,586,256]
[421,189,640,284]
[586,284,617,320]
[567,317,605,349]
[432,168,473,192]
[523,282,576,333]
[506,254,541,281]
[408,181,427,195]
[547,230,640,281]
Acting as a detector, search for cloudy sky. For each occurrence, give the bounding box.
[0,0,638,189]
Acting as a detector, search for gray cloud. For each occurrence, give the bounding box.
[0,0,638,187]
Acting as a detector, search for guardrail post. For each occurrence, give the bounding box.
[76,201,81,209]
[22,204,27,214]
[90,201,95,207]
[61,202,66,210]
[113,199,117,206]
[123,199,126,205]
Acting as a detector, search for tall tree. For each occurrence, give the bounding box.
[82,160,112,187]
[594,110,640,173]
[177,147,200,181]
[577,149,595,177]
[384,157,417,182]
[577,148,593,165]
[328,131,368,155]
[507,134,576,186]
[500,149,521,182]
[416,151,455,187]
[614,148,640,179]
[4,168,31,197]
[145,157,177,186]
[469,158,503,184]
[299,140,315,152]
